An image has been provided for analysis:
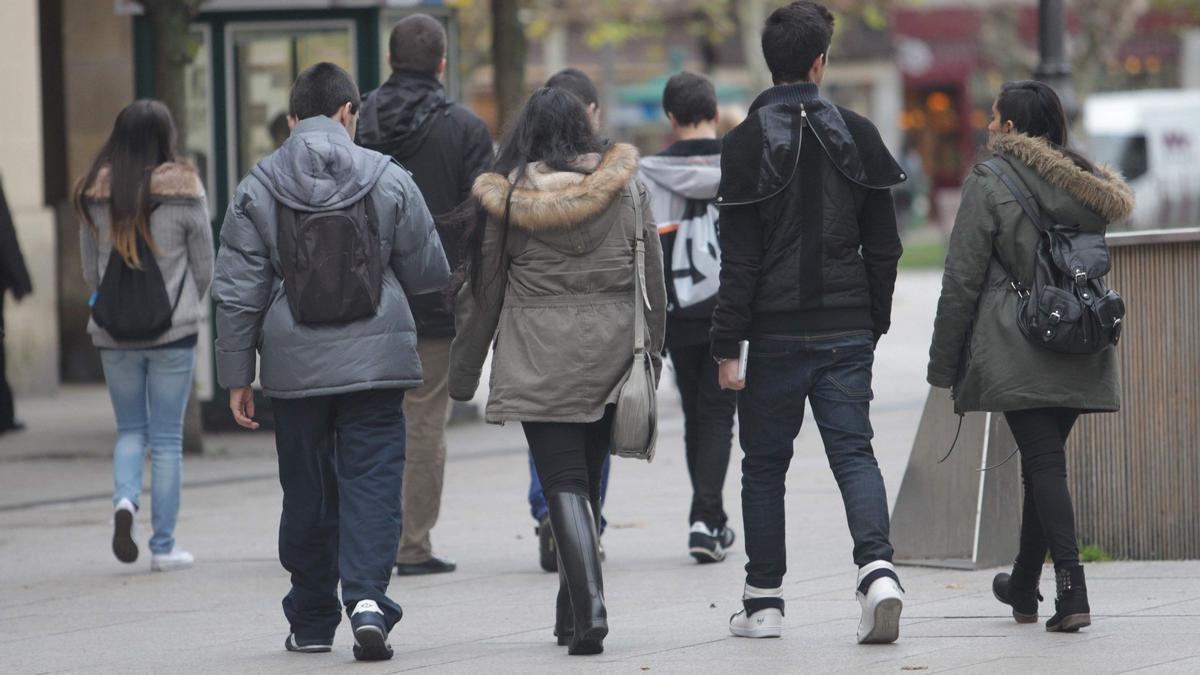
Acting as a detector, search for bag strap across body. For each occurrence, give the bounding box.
[978,158,1045,296]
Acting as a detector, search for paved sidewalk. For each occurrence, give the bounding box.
[2,271,1199,673]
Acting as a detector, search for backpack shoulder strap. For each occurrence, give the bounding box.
[979,158,1046,232]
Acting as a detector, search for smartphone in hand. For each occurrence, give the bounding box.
[737,339,749,381]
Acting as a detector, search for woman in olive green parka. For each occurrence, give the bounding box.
[928,81,1133,636]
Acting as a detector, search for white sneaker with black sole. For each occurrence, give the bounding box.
[856,560,903,644]
[689,522,736,563]
[284,633,333,654]
[112,498,138,564]
[351,600,394,661]
[729,584,784,638]
[150,548,194,572]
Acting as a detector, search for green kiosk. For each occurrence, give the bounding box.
[131,0,457,428]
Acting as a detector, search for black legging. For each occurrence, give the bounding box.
[1004,407,1081,570]
[523,409,613,514]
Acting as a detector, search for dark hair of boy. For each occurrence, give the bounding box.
[289,62,361,120]
[662,71,718,127]
[544,68,599,108]
[761,1,835,84]
[389,14,447,75]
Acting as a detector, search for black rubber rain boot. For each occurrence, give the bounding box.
[554,562,573,646]
[992,563,1044,623]
[1046,564,1091,633]
[546,491,608,655]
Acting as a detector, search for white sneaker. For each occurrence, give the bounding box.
[856,560,903,644]
[151,548,195,572]
[729,584,784,638]
[112,498,138,564]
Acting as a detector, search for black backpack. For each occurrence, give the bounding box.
[92,235,183,341]
[981,159,1125,355]
[276,196,382,325]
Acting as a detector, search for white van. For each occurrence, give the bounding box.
[1083,90,1200,229]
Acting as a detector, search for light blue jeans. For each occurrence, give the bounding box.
[100,347,196,555]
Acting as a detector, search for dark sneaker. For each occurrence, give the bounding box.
[112,498,138,564]
[538,515,558,572]
[0,419,26,435]
[284,633,333,654]
[688,522,728,563]
[395,555,457,576]
[350,600,393,662]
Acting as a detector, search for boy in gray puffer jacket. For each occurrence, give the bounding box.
[213,62,450,661]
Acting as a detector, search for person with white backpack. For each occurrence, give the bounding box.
[637,71,737,564]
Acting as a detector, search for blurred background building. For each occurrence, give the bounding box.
[2,0,1199,419]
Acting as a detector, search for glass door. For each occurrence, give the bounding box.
[225,21,356,193]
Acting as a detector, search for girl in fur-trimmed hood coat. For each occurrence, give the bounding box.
[927,130,1134,414]
[449,141,667,424]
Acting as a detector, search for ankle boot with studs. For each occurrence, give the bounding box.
[1046,564,1090,633]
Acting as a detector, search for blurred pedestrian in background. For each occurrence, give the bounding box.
[213,62,450,661]
[450,87,665,655]
[0,175,33,435]
[713,1,906,644]
[76,100,212,572]
[928,80,1133,634]
[637,71,737,564]
[526,67,613,572]
[358,13,494,578]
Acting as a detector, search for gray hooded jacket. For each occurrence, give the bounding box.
[213,115,451,398]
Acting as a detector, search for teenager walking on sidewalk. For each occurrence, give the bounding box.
[713,1,907,644]
[358,13,494,577]
[526,67,613,572]
[0,176,33,436]
[637,71,737,564]
[450,88,666,655]
[77,100,212,572]
[213,63,450,661]
[928,80,1133,633]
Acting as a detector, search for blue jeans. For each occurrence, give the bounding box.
[529,451,609,534]
[737,331,893,589]
[271,389,407,639]
[100,346,196,555]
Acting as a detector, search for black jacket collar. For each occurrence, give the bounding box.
[718,84,905,205]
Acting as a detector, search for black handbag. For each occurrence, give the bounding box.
[980,159,1125,355]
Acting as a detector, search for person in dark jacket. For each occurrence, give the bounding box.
[213,63,451,661]
[713,2,906,644]
[928,81,1133,634]
[0,176,33,435]
[637,71,737,564]
[357,13,493,578]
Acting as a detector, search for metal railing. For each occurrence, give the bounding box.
[892,228,1200,566]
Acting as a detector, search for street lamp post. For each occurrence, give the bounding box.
[1035,0,1080,121]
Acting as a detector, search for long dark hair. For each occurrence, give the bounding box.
[464,87,609,298]
[995,80,1094,172]
[75,99,178,268]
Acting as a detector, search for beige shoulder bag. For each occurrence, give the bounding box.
[610,183,658,461]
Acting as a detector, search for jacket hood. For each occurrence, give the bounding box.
[988,133,1134,224]
[84,162,204,202]
[251,115,391,212]
[637,154,720,201]
[472,143,640,231]
[356,71,451,160]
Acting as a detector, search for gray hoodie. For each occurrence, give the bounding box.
[213,115,451,398]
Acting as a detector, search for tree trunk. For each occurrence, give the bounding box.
[142,0,205,455]
[491,0,527,132]
[736,0,772,93]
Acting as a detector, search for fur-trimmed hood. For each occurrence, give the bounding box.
[84,162,205,203]
[472,143,640,231]
[988,133,1134,223]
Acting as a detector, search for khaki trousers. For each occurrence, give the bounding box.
[397,337,452,564]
